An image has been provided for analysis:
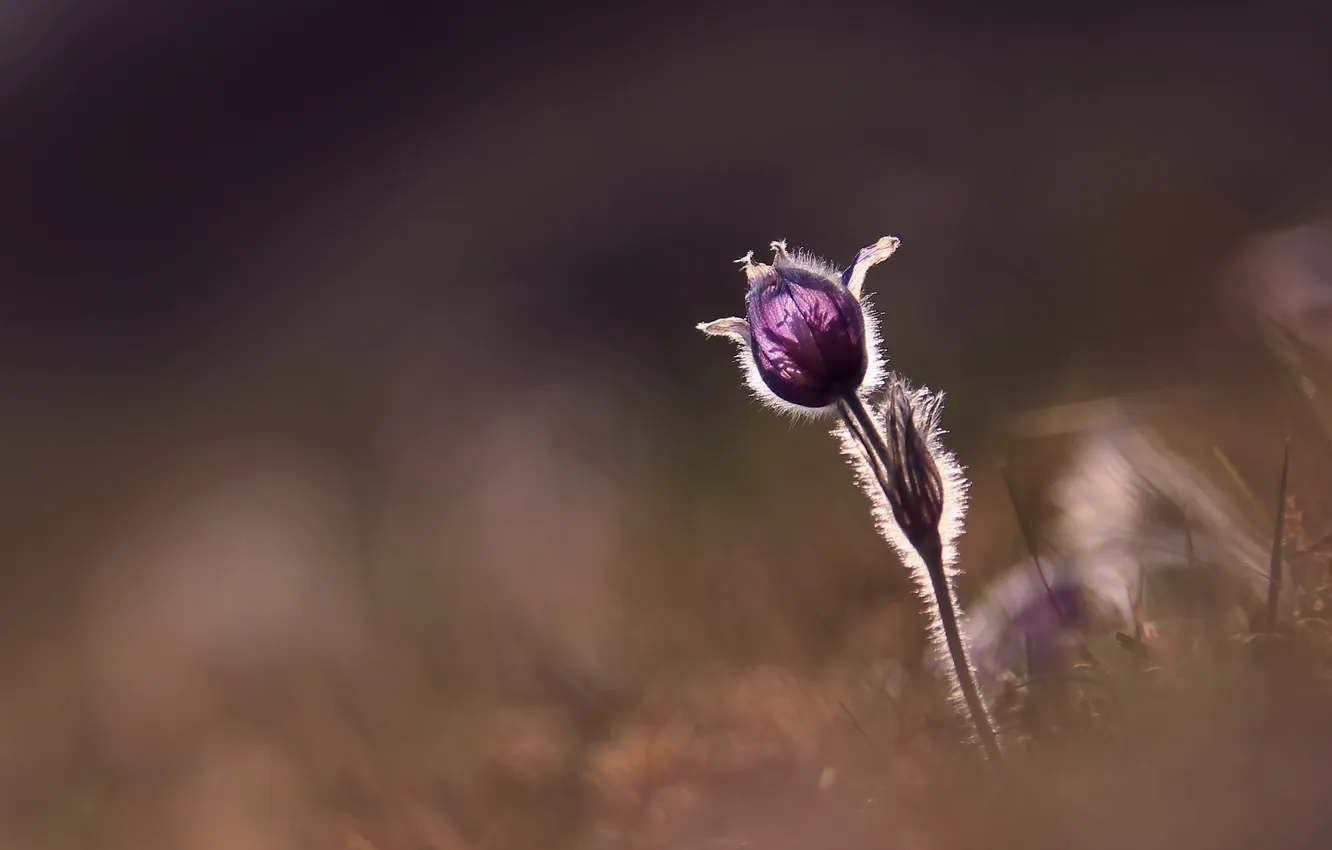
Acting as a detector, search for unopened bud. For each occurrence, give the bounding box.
[698,237,899,413]
[745,261,866,408]
[883,381,945,555]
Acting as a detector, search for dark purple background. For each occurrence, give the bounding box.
[1,0,1330,632]
[3,1,1330,379]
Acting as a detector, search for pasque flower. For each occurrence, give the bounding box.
[744,253,867,407]
[699,236,1003,762]
[698,237,899,415]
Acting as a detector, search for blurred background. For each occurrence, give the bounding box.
[3,1,1332,847]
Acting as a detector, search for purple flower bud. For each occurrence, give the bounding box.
[745,260,868,409]
[698,237,899,414]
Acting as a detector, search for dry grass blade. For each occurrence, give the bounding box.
[1213,446,1271,529]
[1266,439,1291,633]
[1256,316,1332,466]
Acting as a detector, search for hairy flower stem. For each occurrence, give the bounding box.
[914,533,1003,764]
[836,393,1003,763]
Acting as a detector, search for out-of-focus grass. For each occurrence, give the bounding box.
[0,391,1326,850]
[0,359,1325,850]
[1213,446,1271,529]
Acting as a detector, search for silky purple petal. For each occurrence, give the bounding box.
[744,266,867,408]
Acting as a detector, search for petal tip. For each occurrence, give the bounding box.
[844,235,902,297]
[697,317,752,343]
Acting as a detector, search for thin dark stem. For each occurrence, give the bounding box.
[996,463,1058,614]
[1132,576,1145,645]
[838,393,895,495]
[1266,439,1290,633]
[836,393,1002,763]
[917,534,1003,763]
[1256,317,1332,468]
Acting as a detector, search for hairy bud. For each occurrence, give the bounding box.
[744,257,867,408]
[698,236,898,415]
[883,380,946,556]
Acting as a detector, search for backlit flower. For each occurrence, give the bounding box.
[698,237,899,414]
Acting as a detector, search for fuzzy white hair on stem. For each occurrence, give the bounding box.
[833,376,993,736]
[698,235,999,758]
